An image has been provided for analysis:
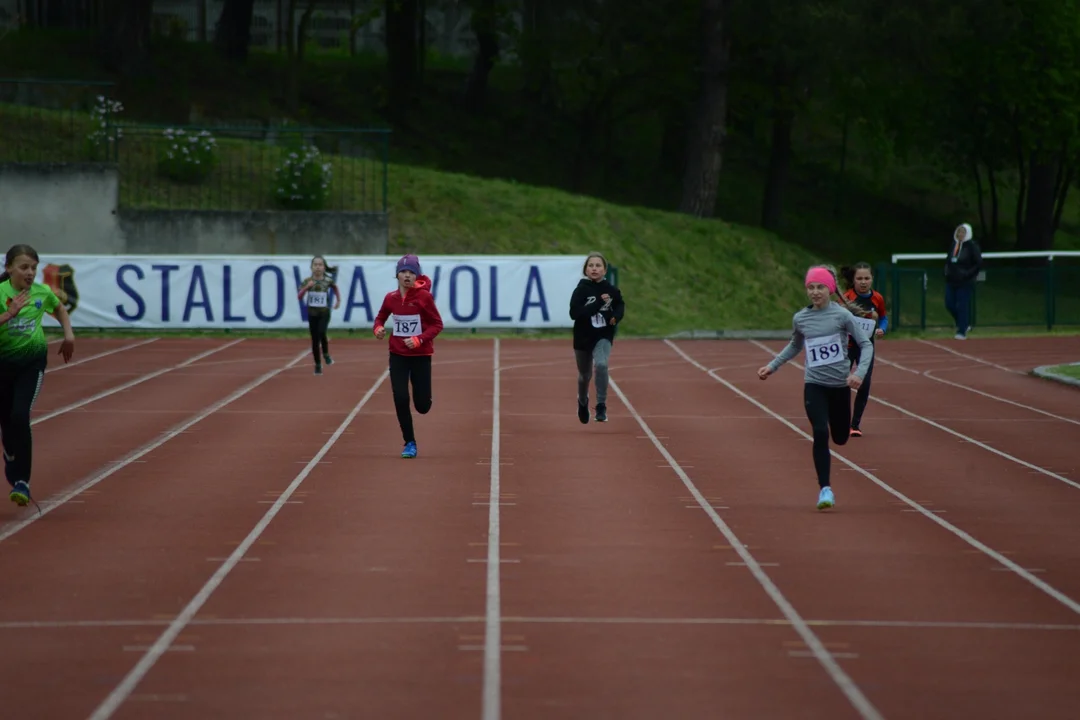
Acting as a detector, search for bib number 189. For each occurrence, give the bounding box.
[808,342,840,363]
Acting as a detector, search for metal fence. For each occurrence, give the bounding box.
[1,77,390,213]
[113,123,390,213]
[0,77,118,162]
[881,251,1080,330]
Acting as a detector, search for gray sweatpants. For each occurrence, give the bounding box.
[575,339,612,406]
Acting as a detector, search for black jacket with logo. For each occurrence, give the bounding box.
[945,230,983,287]
[569,278,625,352]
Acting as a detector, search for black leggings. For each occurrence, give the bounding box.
[0,356,47,487]
[847,344,875,429]
[803,382,851,488]
[308,313,330,362]
[389,353,432,444]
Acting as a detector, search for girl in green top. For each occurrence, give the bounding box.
[0,244,76,508]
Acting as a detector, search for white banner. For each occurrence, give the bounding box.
[36,255,591,330]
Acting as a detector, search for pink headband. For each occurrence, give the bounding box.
[805,267,836,294]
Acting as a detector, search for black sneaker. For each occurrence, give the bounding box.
[595,403,607,422]
[324,354,334,366]
[314,364,323,376]
[577,401,589,424]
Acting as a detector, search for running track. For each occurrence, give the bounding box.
[1,334,1079,719]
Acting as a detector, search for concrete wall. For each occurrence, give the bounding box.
[0,163,388,256]
[1,163,125,254]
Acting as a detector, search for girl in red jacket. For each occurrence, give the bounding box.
[373,254,444,459]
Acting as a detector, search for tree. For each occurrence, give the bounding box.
[214,0,256,63]
[678,0,729,218]
[97,0,154,75]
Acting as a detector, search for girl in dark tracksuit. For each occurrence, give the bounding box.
[944,222,982,339]
[840,262,887,436]
[373,254,444,459]
[297,255,340,375]
[0,244,76,508]
[569,252,625,424]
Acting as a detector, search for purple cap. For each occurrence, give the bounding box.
[396,254,421,276]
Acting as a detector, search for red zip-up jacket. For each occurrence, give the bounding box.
[373,275,444,356]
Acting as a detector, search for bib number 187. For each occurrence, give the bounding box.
[393,315,422,336]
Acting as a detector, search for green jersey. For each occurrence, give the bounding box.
[0,280,60,362]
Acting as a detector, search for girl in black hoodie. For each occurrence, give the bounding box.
[568,252,625,423]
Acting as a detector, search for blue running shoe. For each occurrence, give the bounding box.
[817,486,835,510]
[9,480,30,507]
[401,441,417,459]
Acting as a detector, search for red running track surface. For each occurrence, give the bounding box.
[0,335,1078,719]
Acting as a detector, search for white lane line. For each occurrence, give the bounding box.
[33,340,245,425]
[46,338,159,373]
[3,616,1080,631]
[0,350,311,545]
[482,337,502,720]
[667,339,1080,618]
[607,375,885,720]
[749,340,1080,492]
[915,340,1025,374]
[872,354,1080,427]
[85,367,390,720]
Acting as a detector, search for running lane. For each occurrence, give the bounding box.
[96,341,496,720]
[0,342,388,719]
[754,337,1080,485]
[0,340,300,532]
[35,337,168,410]
[647,339,1080,720]
[496,340,866,720]
[879,336,1080,421]
[737,338,1080,597]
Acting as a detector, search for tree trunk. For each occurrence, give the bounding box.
[832,112,849,219]
[677,0,729,218]
[520,0,553,112]
[213,0,256,63]
[760,79,794,230]
[385,0,419,120]
[462,0,499,113]
[659,103,689,184]
[1017,159,1058,252]
[44,0,83,28]
[988,166,1000,249]
[97,0,154,76]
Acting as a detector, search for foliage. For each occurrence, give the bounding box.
[157,128,219,184]
[85,95,123,161]
[273,142,333,210]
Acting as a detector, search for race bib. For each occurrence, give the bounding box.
[590,312,606,328]
[852,316,876,337]
[392,313,422,336]
[805,333,847,369]
[307,291,328,308]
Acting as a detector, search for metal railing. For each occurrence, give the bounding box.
[883,251,1080,330]
[113,123,390,213]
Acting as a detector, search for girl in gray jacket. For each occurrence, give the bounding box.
[757,265,874,511]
